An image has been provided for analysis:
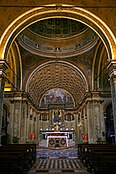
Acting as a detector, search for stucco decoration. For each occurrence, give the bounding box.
[26,62,87,107]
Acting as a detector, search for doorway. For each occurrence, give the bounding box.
[105,103,115,144]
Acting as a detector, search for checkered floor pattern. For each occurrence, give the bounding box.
[28,146,90,173]
[35,158,81,170]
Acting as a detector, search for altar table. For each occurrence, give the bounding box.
[47,135,68,147]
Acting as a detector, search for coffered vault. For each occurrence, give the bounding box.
[25,61,88,107]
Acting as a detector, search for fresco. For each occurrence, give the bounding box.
[40,89,74,108]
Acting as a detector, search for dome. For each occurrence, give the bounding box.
[29,18,87,38]
[18,18,98,58]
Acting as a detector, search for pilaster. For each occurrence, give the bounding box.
[86,92,104,143]
[108,60,116,143]
[10,92,23,143]
[0,60,9,145]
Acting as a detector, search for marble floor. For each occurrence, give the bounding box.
[28,144,90,174]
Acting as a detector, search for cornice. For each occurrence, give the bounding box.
[18,28,98,58]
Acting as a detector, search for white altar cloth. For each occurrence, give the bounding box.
[47,135,68,147]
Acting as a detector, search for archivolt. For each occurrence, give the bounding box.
[0,5,116,61]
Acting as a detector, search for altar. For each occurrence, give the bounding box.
[42,131,74,147]
[47,135,68,147]
[39,104,75,148]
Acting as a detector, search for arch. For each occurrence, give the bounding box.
[104,103,115,144]
[0,5,115,62]
[4,41,22,91]
[25,60,89,107]
[92,41,110,90]
[103,100,112,114]
[25,60,88,92]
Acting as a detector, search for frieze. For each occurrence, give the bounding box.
[5,91,38,110]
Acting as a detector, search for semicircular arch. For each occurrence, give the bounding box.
[0,5,116,62]
[25,60,89,107]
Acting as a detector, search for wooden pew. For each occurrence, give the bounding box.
[0,151,30,173]
[78,144,116,174]
[89,152,116,174]
[0,144,36,174]
[105,161,116,174]
[78,144,116,162]
[3,144,36,163]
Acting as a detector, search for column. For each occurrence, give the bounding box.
[0,60,8,145]
[108,60,116,143]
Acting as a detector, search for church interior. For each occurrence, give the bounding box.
[0,0,116,173]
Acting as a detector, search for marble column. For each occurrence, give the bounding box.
[0,60,8,145]
[108,60,116,143]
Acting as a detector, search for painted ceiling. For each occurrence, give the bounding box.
[15,17,104,108]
